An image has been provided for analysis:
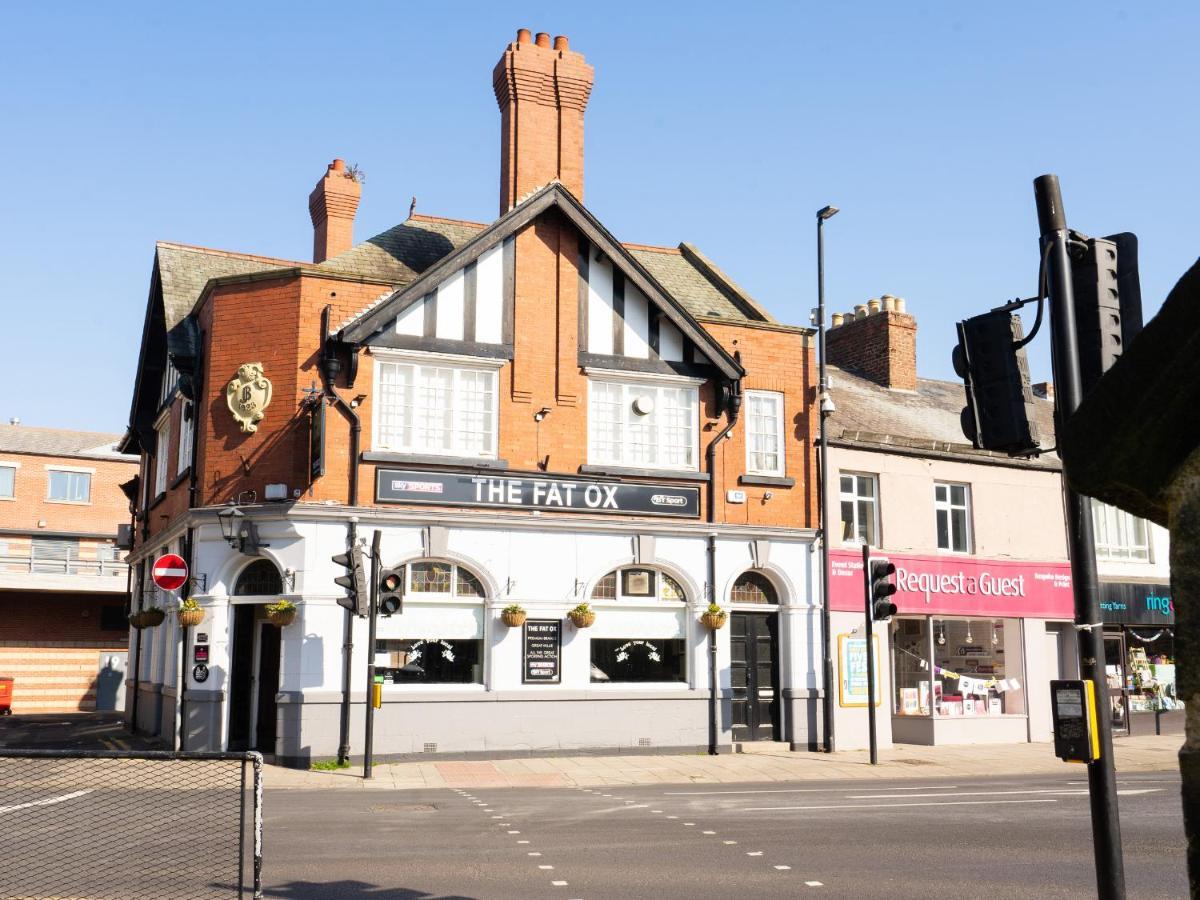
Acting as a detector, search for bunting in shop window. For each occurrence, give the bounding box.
[896,645,1021,693]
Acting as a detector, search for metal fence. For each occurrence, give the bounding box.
[0,750,262,899]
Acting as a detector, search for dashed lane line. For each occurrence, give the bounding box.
[0,790,94,815]
[744,798,1060,812]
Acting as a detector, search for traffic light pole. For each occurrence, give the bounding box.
[1034,174,1125,899]
[336,520,358,766]
[862,543,878,766]
[363,529,381,780]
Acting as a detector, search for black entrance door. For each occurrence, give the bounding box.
[227,605,256,751]
[254,623,281,754]
[730,612,779,742]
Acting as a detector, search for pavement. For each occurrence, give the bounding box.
[265,733,1182,791]
[0,711,162,751]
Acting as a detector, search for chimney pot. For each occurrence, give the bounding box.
[831,313,844,327]
[517,28,532,43]
[554,35,569,51]
[854,304,868,320]
[868,298,882,314]
[331,158,345,172]
[882,296,896,312]
[535,31,551,47]
[895,297,906,313]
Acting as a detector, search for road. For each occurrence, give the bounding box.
[261,770,1185,899]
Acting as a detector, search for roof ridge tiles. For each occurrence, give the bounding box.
[155,240,303,267]
[407,213,490,228]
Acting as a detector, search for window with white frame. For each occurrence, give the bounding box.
[154,416,171,496]
[588,377,699,470]
[1093,502,1151,562]
[745,390,785,476]
[176,404,194,476]
[839,472,878,546]
[159,362,179,408]
[934,482,972,553]
[0,464,15,499]
[47,469,91,503]
[375,356,498,458]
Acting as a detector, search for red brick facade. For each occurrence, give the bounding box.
[826,306,917,391]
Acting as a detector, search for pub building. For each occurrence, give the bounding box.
[821,307,1081,748]
[119,31,821,764]
[1095,505,1178,735]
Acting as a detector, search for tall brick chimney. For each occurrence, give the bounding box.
[308,158,362,263]
[826,295,918,390]
[493,29,594,214]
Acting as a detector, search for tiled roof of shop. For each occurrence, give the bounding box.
[628,244,775,323]
[156,242,297,330]
[827,365,1060,469]
[0,424,134,461]
[316,215,486,284]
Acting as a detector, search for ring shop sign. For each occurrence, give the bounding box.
[376,469,700,518]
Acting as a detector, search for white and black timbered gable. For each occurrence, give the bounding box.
[337,183,742,381]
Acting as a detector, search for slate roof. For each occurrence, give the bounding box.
[156,242,297,330]
[316,215,486,284]
[628,244,774,323]
[0,424,134,461]
[827,365,1060,470]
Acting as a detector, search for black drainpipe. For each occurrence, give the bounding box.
[705,373,742,755]
[319,306,360,764]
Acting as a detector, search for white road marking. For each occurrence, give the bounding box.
[847,788,1161,800]
[745,798,1060,812]
[684,822,695,826]
[0,789,94,815]
[518,840,530,844]
[702,830,716,835]
[747,851,763,857]
[651,809,663,813]
[551,880,568,886]
[723,840,738,845]
[528,852,542,857]
[539,865,554,870]
[775,865,792,870]
[666,815,679,819]
[508,830,520,834]
[665,788,849,796]
[805,881,824,887]
[880,785,959,791]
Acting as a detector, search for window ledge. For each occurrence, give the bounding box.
[363,451,508,470]
[169,468,191,491]
[45,498,93,506]
[739,474,795,487]
[578,464,709,482]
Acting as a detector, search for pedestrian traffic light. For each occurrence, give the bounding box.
[1069,231,1143,398]
[869,557,898,620]
[332,545,368,617]
[952,310,1041,457]
[378,566,404,616]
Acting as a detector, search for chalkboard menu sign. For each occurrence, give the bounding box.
[523,619,562,684]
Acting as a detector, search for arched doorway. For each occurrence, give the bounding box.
[729,571,780,743]
[228,559,284,754]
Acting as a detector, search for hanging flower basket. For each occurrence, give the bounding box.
[266,599,298,627]
[567,604,595,629]
[142,608,166,628]
[178,607,205,628]
[501,605,527,628]
[701,605,728,631]
[128,610,147,630]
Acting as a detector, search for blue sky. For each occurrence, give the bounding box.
[2,2,1196,433]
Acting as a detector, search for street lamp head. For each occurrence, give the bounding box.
[217,504,245,547]
[817,205,840,221]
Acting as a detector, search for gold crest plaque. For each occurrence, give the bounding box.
[225,362,273,433]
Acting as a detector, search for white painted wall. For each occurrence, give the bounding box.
[434,269,465,341]
[475,243,505,344]
[587,254,614,355]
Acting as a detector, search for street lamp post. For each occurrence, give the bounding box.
[816,204,839,753]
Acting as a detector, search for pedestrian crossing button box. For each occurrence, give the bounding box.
[1051,679,1100,763]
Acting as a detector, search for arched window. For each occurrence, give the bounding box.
[397,561,486,598]
[234,559,283,596]
[591,568,686,602]
[730,571,777,605]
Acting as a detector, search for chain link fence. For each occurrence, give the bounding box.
[0,750,262,899]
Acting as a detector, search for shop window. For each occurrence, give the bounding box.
[374,638,482,684]
[1092,503,1151,562]
[399,562,484,598]
[587,378,699,470]
[375,357,498,458]
[591,568,687,602]
[839,472,877,546]
[0,464,15,498]
[730,571,777,605]
[48,469,91,503]
[893,617,1025,717]
[745,390,785,476]
[234,559,283,596]
[590,638,687,683]
[934,482,972,553]
[456,568,485,598]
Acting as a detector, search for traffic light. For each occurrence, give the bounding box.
[1069,232,1143,398]
[869,556,898,620]
[378,567,404,617]
[333,545,368,617]
[952,310,1041,457]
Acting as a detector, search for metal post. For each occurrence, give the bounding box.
[336,521,357,766]
[817,206,837,753]
[708,627,719,755]
[862,543,878,765]
[1034,174,1125,899]
[363,529,381,779]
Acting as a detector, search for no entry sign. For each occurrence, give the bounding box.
[152,553,189,592]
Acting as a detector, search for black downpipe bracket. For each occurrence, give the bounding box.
[706,376,742,755]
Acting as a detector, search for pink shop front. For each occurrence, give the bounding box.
[829,551,1079,748]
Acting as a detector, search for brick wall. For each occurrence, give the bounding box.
[825,309,917,390]
[0,452,135,535]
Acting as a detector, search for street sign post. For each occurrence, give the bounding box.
[151,554,189,592]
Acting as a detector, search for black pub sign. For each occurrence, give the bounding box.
[523,619,562,684]
[375,469,700,518]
